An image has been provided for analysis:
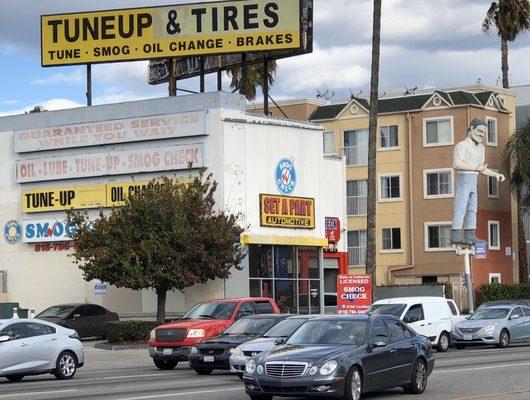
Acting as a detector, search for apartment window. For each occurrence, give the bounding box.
[423,117,454,146]
[380,125,398,148]
[348,230,367,266]
[489,273,501,284]
[425,222,452,251]
[382,228,401,251]
[486,117,497,146]
[488,171,499,198]
[488,221,500,250]
[379,174,402,201]
[323,132,334,154]
[347,180,367,216]
[344,129,368,166]
[424,169,453,198]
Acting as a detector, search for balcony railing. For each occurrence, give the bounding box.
[348,246,367,266]
[347,196,367,216]
[344,145,368,166]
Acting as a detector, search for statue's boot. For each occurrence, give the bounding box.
[464,229,486,244]
[450,229,472,245]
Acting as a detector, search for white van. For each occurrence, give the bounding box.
[368,297,463,352]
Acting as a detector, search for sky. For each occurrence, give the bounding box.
[1,0,530,116]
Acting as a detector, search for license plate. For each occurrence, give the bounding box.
[203,356,215,363]
[163,348,173,356]
[463,334,472,341]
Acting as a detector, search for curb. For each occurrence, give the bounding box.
[95,343,149,351]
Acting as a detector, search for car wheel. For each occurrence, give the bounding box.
[436,332,450,352]
[455,344,466,350]
[153,359,178,370]
[496,329,510,348]
[53,351,77,380]
[403,358,428,394]
[6,375,24,382]
[193,367,214,375]
[345,366,362,400]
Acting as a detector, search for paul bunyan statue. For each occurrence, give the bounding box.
[451,118,505,245]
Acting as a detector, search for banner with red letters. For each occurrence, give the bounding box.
[337,274,372,314]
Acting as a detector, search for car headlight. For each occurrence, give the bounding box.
[150,329,156,340]
[257,365,264,374]
[187,329,206,338]
[319,360,338,376]
[246,359,256,374]
[190,346,198,354]
[308,366,318,375]
[481,323,498,334]
[230,347,243,356]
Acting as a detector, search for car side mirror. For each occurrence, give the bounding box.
[72,314,81,319]
[274,338,285,346]
[0,335,11,343]
[370,341,388,348]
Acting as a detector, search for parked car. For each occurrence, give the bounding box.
[189,314,289,375]
[37,303,119,339]
[477,299,530,311]
[368,296,462,352]
[0,318,84,382]
[243,314,434,400]
[230,315,313,377]
[454,305,530,349]
[149,297,279,370]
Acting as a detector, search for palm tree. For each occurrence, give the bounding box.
[482,0,530,89]
[366,0,382,295]
[226,58,277,101]
[503,120,530,282]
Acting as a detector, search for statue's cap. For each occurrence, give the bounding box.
[469,118,487,130]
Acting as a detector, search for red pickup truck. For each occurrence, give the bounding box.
[148,297,279,370]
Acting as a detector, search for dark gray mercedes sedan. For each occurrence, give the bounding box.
[243,314,434,400]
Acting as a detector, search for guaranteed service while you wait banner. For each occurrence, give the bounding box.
[41,0,302,66]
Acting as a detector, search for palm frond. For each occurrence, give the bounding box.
[503,118,530,193]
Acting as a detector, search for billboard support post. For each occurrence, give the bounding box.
[263,58,269,115]
[86,64,92,106]
[168,58,176,97]
[200,57,205,93]
[240,53,248,97]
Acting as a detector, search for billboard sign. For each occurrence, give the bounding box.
[14,111,206,153]
[41,0,303,67]
[16,143,205,183]
[337,274,372,314]
[259,194,314,229]
[22,184,107,213]
[22,219,79,243]
[325,217,340,243]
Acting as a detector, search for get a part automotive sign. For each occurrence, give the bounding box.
[41,0,302,66]
[337,274,372,314]
[260,194,314,229]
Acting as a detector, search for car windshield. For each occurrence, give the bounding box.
[182,302,237,320]
[225,318,277,335]
[263,318,308,338]
[287,320,367,346]
[367,304,406,318]
[469,308,510,320]
[37,306,76,318]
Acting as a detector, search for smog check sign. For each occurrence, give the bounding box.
[337,274,372,314]
[275,158,296,195]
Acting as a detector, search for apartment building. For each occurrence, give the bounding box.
[308,85,517,295]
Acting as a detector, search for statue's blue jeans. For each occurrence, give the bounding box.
[452,173,478,230]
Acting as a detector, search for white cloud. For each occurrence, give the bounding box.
[0,98,83,117]
[31,68,85,85]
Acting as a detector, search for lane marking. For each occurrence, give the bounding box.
[453,388,530,400]
[121,387,242,400]
[1,389,78,397]
[104,373,172,380]
[434,361,530,374]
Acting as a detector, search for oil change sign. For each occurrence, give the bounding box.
[337,274,372,314]
[41,0,302,66]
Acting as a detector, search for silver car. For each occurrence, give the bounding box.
[454,305,530,349]
[229,315,312,376]
[0,318,85,382]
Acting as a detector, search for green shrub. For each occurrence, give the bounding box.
[479,283,530,304]
[104,320,157,343]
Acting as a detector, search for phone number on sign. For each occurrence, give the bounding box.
[34,242,72,252]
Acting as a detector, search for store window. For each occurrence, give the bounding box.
[274,246,296,279]
[249,245,273,278]
[423,117,453,146]
[382,228,401,251]
[323,259,338,314]
[380,125,398,148]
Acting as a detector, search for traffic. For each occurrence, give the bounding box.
[1,296,530,399]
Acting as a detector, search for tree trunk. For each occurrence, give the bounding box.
[517,189,528,282]
[501,38,509,89]
[366,0,382,298]
[156,289,167,325]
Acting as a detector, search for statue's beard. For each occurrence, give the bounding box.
[470,131,484,144]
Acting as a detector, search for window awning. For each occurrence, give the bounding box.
[240,234,328,247]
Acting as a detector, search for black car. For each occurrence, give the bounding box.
[37,303,119,338]
[243,314,434,400]
[189,314,290,375]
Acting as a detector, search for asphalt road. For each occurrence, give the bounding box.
[1,343,530,400]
